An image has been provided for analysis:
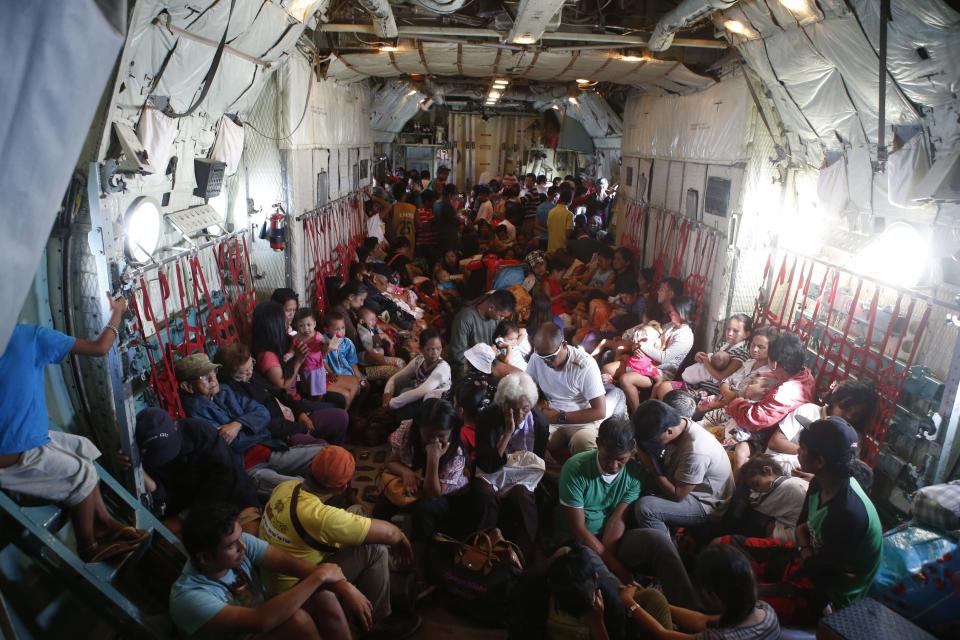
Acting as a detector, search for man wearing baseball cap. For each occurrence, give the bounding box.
[134,408,260,533]
[175,353,324,497]
[792,417,882,614]
[259,446,420,638]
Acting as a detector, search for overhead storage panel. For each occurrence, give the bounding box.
[622,73,750,165]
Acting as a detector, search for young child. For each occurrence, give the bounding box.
[738,454,809,543]
[321,311,365,408]
[293,308,327,401]
[355,305,404,381]
[598,319,661,384]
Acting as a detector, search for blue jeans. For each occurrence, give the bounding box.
[634,494,708,534]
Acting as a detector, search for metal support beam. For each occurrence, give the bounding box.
[318,23,727,49]
[507,0,565,46]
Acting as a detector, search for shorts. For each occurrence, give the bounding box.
[0,431,100,507]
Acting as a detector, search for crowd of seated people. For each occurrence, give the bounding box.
[0,168,888,639]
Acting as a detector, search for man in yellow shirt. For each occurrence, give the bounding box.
[260,446,419,638]
[547,187,575,253]
[389,182,417,250]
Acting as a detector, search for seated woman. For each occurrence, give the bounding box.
[472,373,549,557]
[764,379,878,476]
[215,342,345,446]
[270,287,300,336]
[329,280,368,348]
[382,329,451,420]
[602,296,696,413]
[372,399,470,565]
[619,544,781,640]
[249,302,350,440]
[653,313,752,401]
[695,326,779,417]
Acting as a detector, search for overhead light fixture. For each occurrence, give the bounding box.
[380,44,399,53]
[285,0,318,22]
[551,105,561,110]
[567,96,579,106]
[406,89,418,96]
[620,54,645,62]
[779,0,807,10]
[125,197,162,263]
[493,79,509,86]
[418,97,434,110]
[488,90,502,99]
[513,35,536,45]
[723,19,749,35]
[576,78,591,84]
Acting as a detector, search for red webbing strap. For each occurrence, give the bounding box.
[175,260,206,357]
[232,237,258,340]
[190,254,239,347]
[132,278,184,418]
[752,252,774,326]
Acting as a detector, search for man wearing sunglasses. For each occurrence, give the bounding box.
[526,322,609,462]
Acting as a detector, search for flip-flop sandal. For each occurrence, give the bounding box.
[82,539,140,563]
[102,526,149,545]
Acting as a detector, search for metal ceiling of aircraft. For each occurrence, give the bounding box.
[325,43,716,95]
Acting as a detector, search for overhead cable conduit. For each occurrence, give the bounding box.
[358,0,398,38]
[647,0,737,51]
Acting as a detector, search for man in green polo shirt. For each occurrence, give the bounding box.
[555,416,643,584]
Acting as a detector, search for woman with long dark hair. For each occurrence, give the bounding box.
[249,301,349,440]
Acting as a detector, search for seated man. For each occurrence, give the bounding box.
[259,446,421,638]
[134,408,261,535]
[554,416,642,585]
[169,501,350,638]
[448,290,517,373]
[525,322,608,458]
[631,399,734,533]
[0,299,148,563]
[175,353,324,495]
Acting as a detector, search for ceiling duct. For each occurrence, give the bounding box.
[505,0,565,44]
[648,0,737,51]
[412,0,469,14]
[358,0,397,38]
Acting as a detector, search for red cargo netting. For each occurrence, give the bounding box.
[127,233,256,418]
[302,193,367,314]
[752,249,933,465]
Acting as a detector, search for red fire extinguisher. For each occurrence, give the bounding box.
[268,203,286,252]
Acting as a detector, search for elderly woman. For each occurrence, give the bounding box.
[472,372,549,556]
[214,342,348,445]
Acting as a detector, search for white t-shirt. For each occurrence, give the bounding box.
[476,201,494,222]
[366,213,385,243]
[662,419,735,511]
[766,403,823,473]
[525,346,605,413]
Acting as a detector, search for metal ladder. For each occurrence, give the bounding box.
[0,458,186,639]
